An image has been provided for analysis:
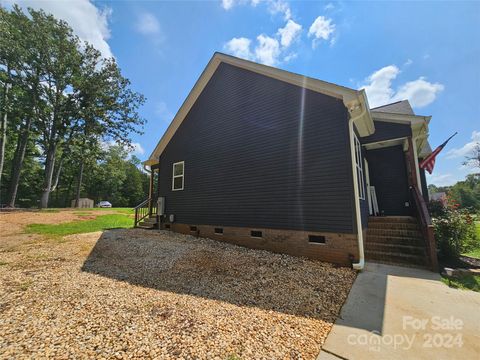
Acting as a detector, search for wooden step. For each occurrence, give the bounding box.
[367,228,423,239]
[137,220,158,229]
[367,222,420,231]
[366,235,424,247]
[368,216,417,224]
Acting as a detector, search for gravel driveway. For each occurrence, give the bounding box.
[0,212,356,359]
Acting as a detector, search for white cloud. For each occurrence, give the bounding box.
[155,101,174,123]
[360,65,444,108]
[224,37,254,60]
[283,52,298,62]
[136,12,160,35]
[221,0,236,10]
[267,0,291,20]
[308,16,335,47]
[277,19,302,48]
[222,1,300,65]
[3,0,113,58]
[131,142,145,155]
[255,34,281,65]
[426,173,455,187]
[101,140,145,158]
[220,0,291,20]
[404,59,413,66]
[394,78,444,108]
[446,131,480,159]
[324,3,334,11]
[361,65,400,108]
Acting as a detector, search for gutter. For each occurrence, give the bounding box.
[348,101,367,271]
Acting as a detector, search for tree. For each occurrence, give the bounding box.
[464,142,480,169]
[70,45,145,207]
[1,5,146,209]
[0,6,26,202]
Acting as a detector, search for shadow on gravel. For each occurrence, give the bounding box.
[81,229,356,321]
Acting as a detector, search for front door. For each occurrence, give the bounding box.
[365,145,412,216]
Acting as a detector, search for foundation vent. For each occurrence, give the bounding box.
[309,235,326,244]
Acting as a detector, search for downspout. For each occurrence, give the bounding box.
[348,106,367,271]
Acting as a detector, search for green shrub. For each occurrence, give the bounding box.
[430,198,477,259]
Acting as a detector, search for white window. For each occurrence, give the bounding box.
[172,161,184,191]
[354,134,365,200]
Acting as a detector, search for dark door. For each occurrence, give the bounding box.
[366,145,412,216]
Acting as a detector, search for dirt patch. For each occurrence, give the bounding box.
[0,209,126,237]
[0,211,356,359]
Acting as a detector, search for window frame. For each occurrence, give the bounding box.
[354,134,365,200]
[171,161,185,191]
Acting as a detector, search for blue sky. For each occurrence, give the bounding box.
[4,0,480,186]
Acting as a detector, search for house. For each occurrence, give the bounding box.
[138,53,437,271]
[429,191,447,206]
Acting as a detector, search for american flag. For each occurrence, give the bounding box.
[419,132,457,174]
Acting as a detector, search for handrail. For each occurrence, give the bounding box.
[134,198,150,210]
[411,185,438,271]
[134,197,157,227]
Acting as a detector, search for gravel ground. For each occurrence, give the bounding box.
[0,211,356,359]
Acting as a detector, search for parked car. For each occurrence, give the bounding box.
[97,201,112,208]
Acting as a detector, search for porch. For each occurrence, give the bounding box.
[362,134,437,271]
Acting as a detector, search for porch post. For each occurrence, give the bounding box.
[148,169,154,199]
[407,137,420,189]
[412,137,423,194]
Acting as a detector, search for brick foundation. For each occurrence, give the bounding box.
[160,222,359,266]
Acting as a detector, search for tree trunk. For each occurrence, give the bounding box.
[74,159,84,208]
[50,155,64,192]
[7,117,32,207]
[64,176,74,207]
[39,142,57,208]
[0,78,10,195]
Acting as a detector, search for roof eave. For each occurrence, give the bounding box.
[144,52,375,164]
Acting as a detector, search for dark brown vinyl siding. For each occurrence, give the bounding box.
[158,62,355,233]
[361,120,411,144]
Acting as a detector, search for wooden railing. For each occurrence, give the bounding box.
[411,185,438,271]
[134,198,157,227]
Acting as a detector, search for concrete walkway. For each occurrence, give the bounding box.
[318,263,480,360]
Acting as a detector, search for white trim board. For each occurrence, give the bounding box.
[144,52,375,165]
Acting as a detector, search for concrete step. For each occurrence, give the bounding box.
[366,235,424,246]
[365,250,427,267]
[365,242,426,256]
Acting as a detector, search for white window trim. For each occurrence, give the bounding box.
[172,161,185,191]
[354,134,365,200]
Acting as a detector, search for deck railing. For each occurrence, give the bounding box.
[134,198,157,227]
[411,185,438,271]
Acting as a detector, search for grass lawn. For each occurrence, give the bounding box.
[462,221,480,259]
[26,214,133,238]
[72,207,134,214]
[442,274,480,292]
